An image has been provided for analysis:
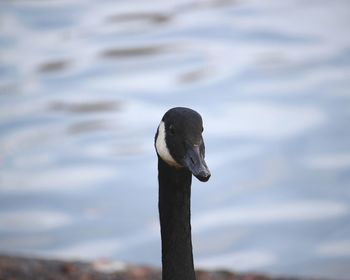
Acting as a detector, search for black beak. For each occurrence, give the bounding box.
[182,145,211,182]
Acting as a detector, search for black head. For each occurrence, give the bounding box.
[155,107,211,182]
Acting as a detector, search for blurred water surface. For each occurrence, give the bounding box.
[1,0,350,279]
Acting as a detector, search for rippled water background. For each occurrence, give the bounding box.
[1,0,350,279]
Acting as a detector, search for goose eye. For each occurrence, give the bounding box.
[169,125,176,135]
[201,127,204,133]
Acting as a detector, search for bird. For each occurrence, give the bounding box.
[155,107,211,280]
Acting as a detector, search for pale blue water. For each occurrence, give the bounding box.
[1,0,350,279]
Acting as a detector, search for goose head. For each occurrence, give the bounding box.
[155,107,211,182]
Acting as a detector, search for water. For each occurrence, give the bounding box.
[1,0,350,279]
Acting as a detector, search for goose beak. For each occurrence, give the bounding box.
[182,145,211,182]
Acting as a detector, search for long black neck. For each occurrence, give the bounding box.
[158,157,196,280]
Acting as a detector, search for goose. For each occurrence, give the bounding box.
[155,107,211,280]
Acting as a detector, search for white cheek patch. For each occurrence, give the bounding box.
[156,121,182,168]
